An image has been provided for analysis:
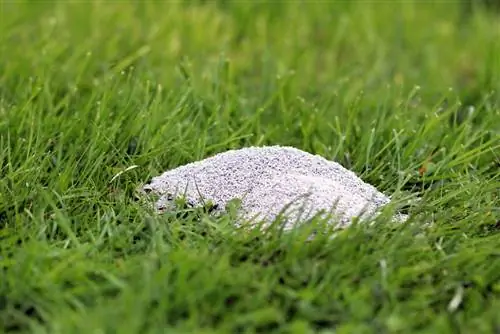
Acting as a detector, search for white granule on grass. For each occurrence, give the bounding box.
[141,146,407,230]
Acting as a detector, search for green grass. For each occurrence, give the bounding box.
[1,1,500,333]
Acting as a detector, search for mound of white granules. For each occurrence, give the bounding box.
[141,146,407,230]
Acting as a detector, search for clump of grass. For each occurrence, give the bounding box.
[1,1,499,332]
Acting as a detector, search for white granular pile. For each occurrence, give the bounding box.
[141,146,406,230]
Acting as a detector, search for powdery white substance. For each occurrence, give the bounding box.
[142,146,406,230]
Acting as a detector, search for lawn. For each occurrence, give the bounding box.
[1,1,499,333]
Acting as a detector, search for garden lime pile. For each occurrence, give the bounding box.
[142,146,406,230]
